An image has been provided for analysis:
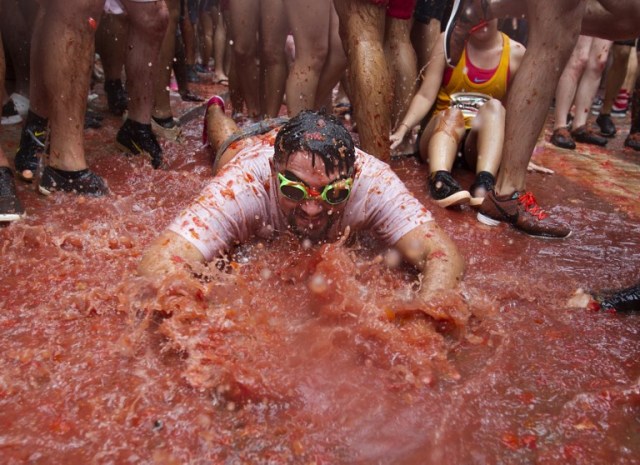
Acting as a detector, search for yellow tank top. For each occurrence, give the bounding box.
[434,32,511,128]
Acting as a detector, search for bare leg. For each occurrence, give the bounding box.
[260,0,288,117]
[212,9,228,82]
[621,45,637,93]
[464,99,505,176]
[283,0,331,115]
[411,18,441,81]
[152,0,180,121]
[572,38,611,128]
[199,3,214,68]
[0,0,34,98]
[0,16,8,168]
[95,13,128,81]
[335,0,391,161]
[385,17,417,127]
[228,0,260,118]
[122,0,169,124]
[553,36,592,130]
[33,0,104,171]
[496,0,584,195]
[600,44,631,114]
[314,3,347,109]
[181,0,197,69]
[420,110,465,172]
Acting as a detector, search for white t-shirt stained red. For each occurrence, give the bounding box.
[168,136,434,261]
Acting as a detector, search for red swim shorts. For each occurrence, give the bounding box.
[368,0,416,20]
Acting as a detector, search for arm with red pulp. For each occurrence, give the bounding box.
[394,222,465,300]
[138,231,206,279]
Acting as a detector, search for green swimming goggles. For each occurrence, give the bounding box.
[277,172,353,205]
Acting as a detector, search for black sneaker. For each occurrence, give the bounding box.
[1,99,22,125]
[38,166,108,196]
[469,170,495,207]
[571,124,608,146]
[595,113,616,137]
[187,65,200,83]
[550,127,576,150]
[15,112,48,182]
[0,167,25,222]
[116,118,165,169]
[429,170,471,208]
[624,132,640,151]
[104,79,128,116]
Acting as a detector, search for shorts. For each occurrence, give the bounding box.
[366,0,416,20]
[104,0,158,15]
[387,0,417,20]
[413,0,448,24]
[613,38,638,47]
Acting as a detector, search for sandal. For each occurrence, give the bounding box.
[429,170,470,208]
[180,90,205,102]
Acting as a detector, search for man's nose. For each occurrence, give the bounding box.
[299,199,324,216]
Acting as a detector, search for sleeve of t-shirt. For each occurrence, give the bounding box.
[167,148,273,261]
[344,152,434,245]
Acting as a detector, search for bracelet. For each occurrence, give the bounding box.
[400,123,410,130]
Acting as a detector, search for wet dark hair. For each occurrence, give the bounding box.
[274,110,356,177]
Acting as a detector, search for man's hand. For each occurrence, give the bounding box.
[394,222,465,300]
[138,231,206,279]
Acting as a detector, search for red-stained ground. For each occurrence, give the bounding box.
[1,77,639,464]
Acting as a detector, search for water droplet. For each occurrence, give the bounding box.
[309,273,328,294]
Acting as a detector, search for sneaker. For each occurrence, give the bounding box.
[194,63,211,74]
[104,79,128,116]
[611,105,628,118]
[15,115,48,182]
[180,90,205,102]
[550,127,576,149]
[187,65,200,83]
[595,113,616,137]
[0,167,25,222]
[590,96,603,114]
[624,132,640,151]
[477,190,571,238]
[151,116,182,141]
[571,124,608,146]
[9,93,29,117]
[443,0,490,67]
[38,166,108,196]
[469,170,495,207]
[429,170,471,208]
[116,118,165,169]
[611,89,629,117]
[1,99,23,125]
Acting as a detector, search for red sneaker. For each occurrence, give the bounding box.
[477,190,571,238]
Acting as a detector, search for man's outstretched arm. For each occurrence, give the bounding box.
[395,222,465,300]
[138,231,206,279]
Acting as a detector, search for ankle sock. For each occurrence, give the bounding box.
[126,119,152,131]
[25,110,48,128]
[49,167,90,179]
[152,116,176,128]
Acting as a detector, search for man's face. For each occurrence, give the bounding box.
[275,150,351,241]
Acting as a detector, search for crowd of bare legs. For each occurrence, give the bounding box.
[1,0,640,244]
